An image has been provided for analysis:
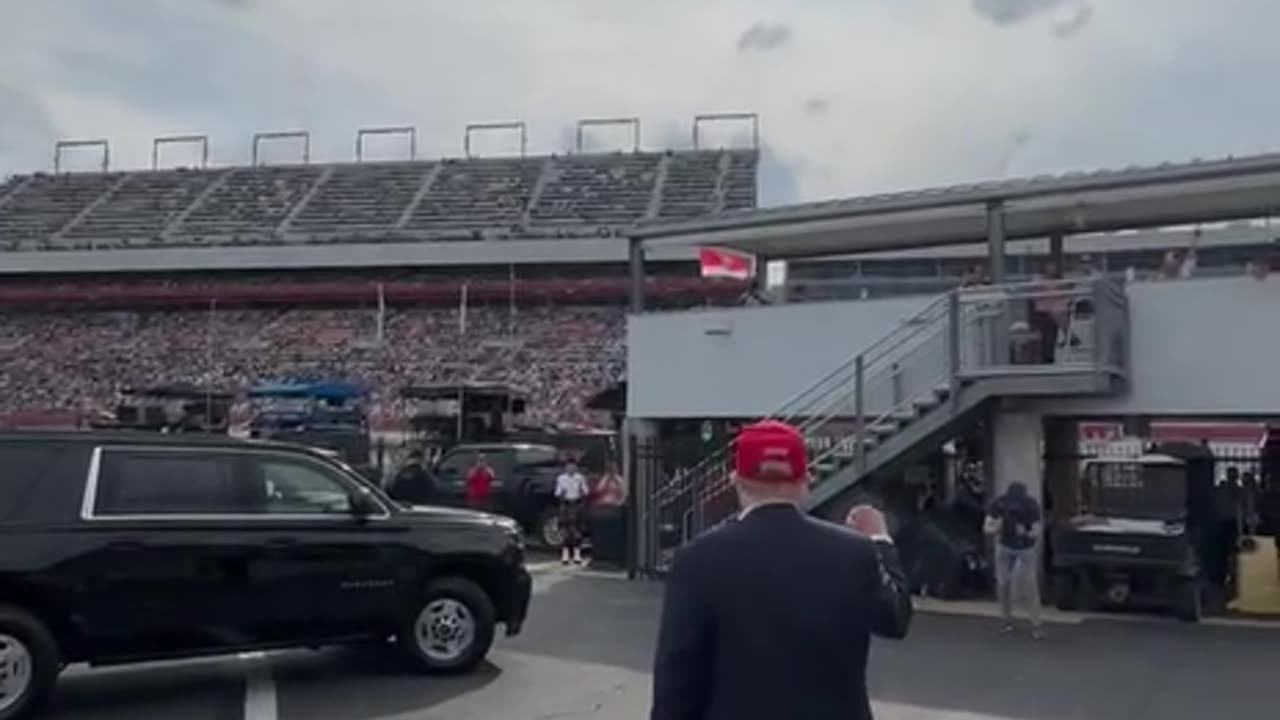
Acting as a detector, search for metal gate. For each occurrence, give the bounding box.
[629,434,740,576]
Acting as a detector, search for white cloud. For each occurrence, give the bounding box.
[2,0,1279,206]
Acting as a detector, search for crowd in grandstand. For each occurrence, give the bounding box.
[0,304,625,429]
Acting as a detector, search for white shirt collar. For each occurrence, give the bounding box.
[737,499,797,520]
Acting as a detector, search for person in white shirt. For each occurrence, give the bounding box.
[555,461,590,565]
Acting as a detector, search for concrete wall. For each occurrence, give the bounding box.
[627,275,1280,419]
[626,295,933,418]
[1045,275,1280,416]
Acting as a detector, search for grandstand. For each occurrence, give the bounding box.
[0,149,756,248]
[0,126,760,430]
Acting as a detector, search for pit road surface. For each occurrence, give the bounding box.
[44,566,1280,720]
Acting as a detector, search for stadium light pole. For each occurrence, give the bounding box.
[54,139,110,173]
[152,135,210,170]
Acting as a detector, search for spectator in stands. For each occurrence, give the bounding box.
[1161,247,1197,279]
[1031,263,1066,364]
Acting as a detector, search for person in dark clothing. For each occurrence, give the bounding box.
[650,420,912,720]
[985,481,1044,637]
[387,449,434,505]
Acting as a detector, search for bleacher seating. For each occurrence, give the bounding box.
[530,153,660,226]
[0,176,23,204]
[722,151,759,211]
[0,173,124,250]
[403,157,545,231]
[290,162,433,232]
[656,151,723,219]
[63,169,223,243]
[175,165,323,237]
[0,149,758,248]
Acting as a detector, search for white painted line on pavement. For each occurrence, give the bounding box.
[239,651,277,720]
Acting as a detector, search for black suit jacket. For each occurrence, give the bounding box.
[650,503,912,720]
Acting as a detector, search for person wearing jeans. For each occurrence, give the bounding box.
[985,481,1044,639]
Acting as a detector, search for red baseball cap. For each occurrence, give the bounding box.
[733,420,808,483]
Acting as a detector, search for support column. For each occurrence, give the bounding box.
[623,417,660,579]
[755,254,770,301]
[1042,416,1077,522]
[991,408,1044,505]
[628,236,646,313]
[986,202,1007,283]
[1048,233,1065,274]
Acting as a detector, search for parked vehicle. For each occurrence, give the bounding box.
[0,431,531,720]
[389,442,571,547]
[1050,449,1210,622]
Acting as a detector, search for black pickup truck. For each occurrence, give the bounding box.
[389,442,573,547]
[0,431,531,719]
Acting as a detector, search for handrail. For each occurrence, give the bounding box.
[768,293,950,420]
[655,291,953,504]
[690,319,948,505]
[656,274,1130,543]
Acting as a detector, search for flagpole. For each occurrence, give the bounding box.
[375,282,386,345]
[206,298,216,428]
[508,263,516,335]
[459,282,469,335]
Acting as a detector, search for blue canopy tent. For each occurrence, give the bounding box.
[246,381,371,468]
[247,380,365,403]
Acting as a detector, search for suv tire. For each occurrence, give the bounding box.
[398,577,496,674]
[0,606,60,720]
[535,508,563,549]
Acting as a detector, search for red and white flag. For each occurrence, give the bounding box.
[698,248,754,280]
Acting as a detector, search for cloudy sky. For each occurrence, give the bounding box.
[3,0,1279,205]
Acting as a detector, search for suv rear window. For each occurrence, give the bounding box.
[514,446,559,468]
[93,450,245,516]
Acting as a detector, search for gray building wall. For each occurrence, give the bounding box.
[627,275,1280,419]
[627,295,933,418]
[1045,275,1280,416]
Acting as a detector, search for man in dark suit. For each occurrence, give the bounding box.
[651,420,912,720]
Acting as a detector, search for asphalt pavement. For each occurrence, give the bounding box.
[42,565,1280,719]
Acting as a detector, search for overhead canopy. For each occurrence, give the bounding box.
[399,382,527,401]
[633,152,1280,260]
[122,383,234,401]
[248,381,364,401]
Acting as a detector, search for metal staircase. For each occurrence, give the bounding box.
[643,276,1129,572]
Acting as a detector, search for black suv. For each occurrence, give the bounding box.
[0,432,531,719]
[390,443,572,548]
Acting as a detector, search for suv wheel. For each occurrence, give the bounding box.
[399,577,496,674]
[535,508,563,549]
[0,607,60,720]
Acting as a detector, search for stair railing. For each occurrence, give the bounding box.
[652,292,951,506]
[654,293,956,542]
